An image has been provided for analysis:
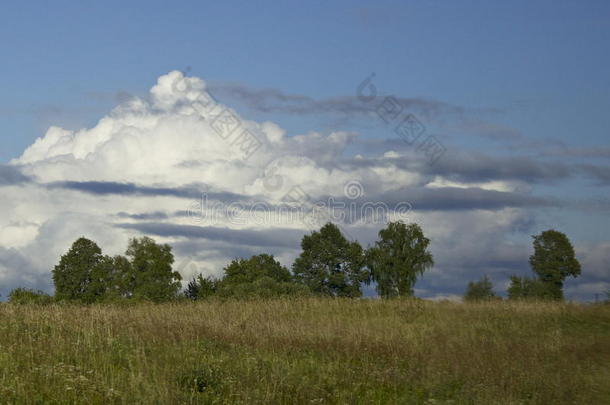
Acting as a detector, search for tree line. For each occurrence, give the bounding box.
[4,222,586,304]
[464,230,582,301]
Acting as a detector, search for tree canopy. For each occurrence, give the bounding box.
[528,229,581,300]
[51,236,181,303]
[507,276,552,300]
[217,254,309,299]
[223,254,292,285]
[367,221,434,298]
[185,274,217,301]
[29,225,592,304]
[125,236,182,302]
[292,223,368,297]
[464,275,498,301]
[52,237,109,303]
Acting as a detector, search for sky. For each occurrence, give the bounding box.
[1,0,609,301]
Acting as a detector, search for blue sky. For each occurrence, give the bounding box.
[2,0,609,159]
[0,1,609,300]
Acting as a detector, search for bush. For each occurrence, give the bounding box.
[507,276,554,300]
[184,274,217,301]
[464,275,499,302]
[8,288,54,305]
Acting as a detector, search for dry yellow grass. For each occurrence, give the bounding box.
[1,298,609,404]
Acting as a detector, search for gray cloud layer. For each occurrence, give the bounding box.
[46,181,246,202]
[116,222,304,249]
[209,83,464,120]
[0,165,31,186]
[376,187,556,211]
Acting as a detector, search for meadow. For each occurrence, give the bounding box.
[0,298,609,404]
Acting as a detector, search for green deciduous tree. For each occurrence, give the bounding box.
[223,254,292,285]
[104,255,135,299]
[507,275,553,300]
[185,274,217,300]
[529,230,581,300]
[52,237,111,303]
[8,288,54,305]
[464,275,498,301]
[366,221,434,298]
[217,254,309,299]
[125,237,182,302]
[52,236,182,303]
[293,223,368,297]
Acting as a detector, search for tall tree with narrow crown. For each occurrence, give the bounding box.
[125,236,181,302]
[529,229,581,300]
[367,221,434,298]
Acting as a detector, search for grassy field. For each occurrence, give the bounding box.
[0,299,609,404]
